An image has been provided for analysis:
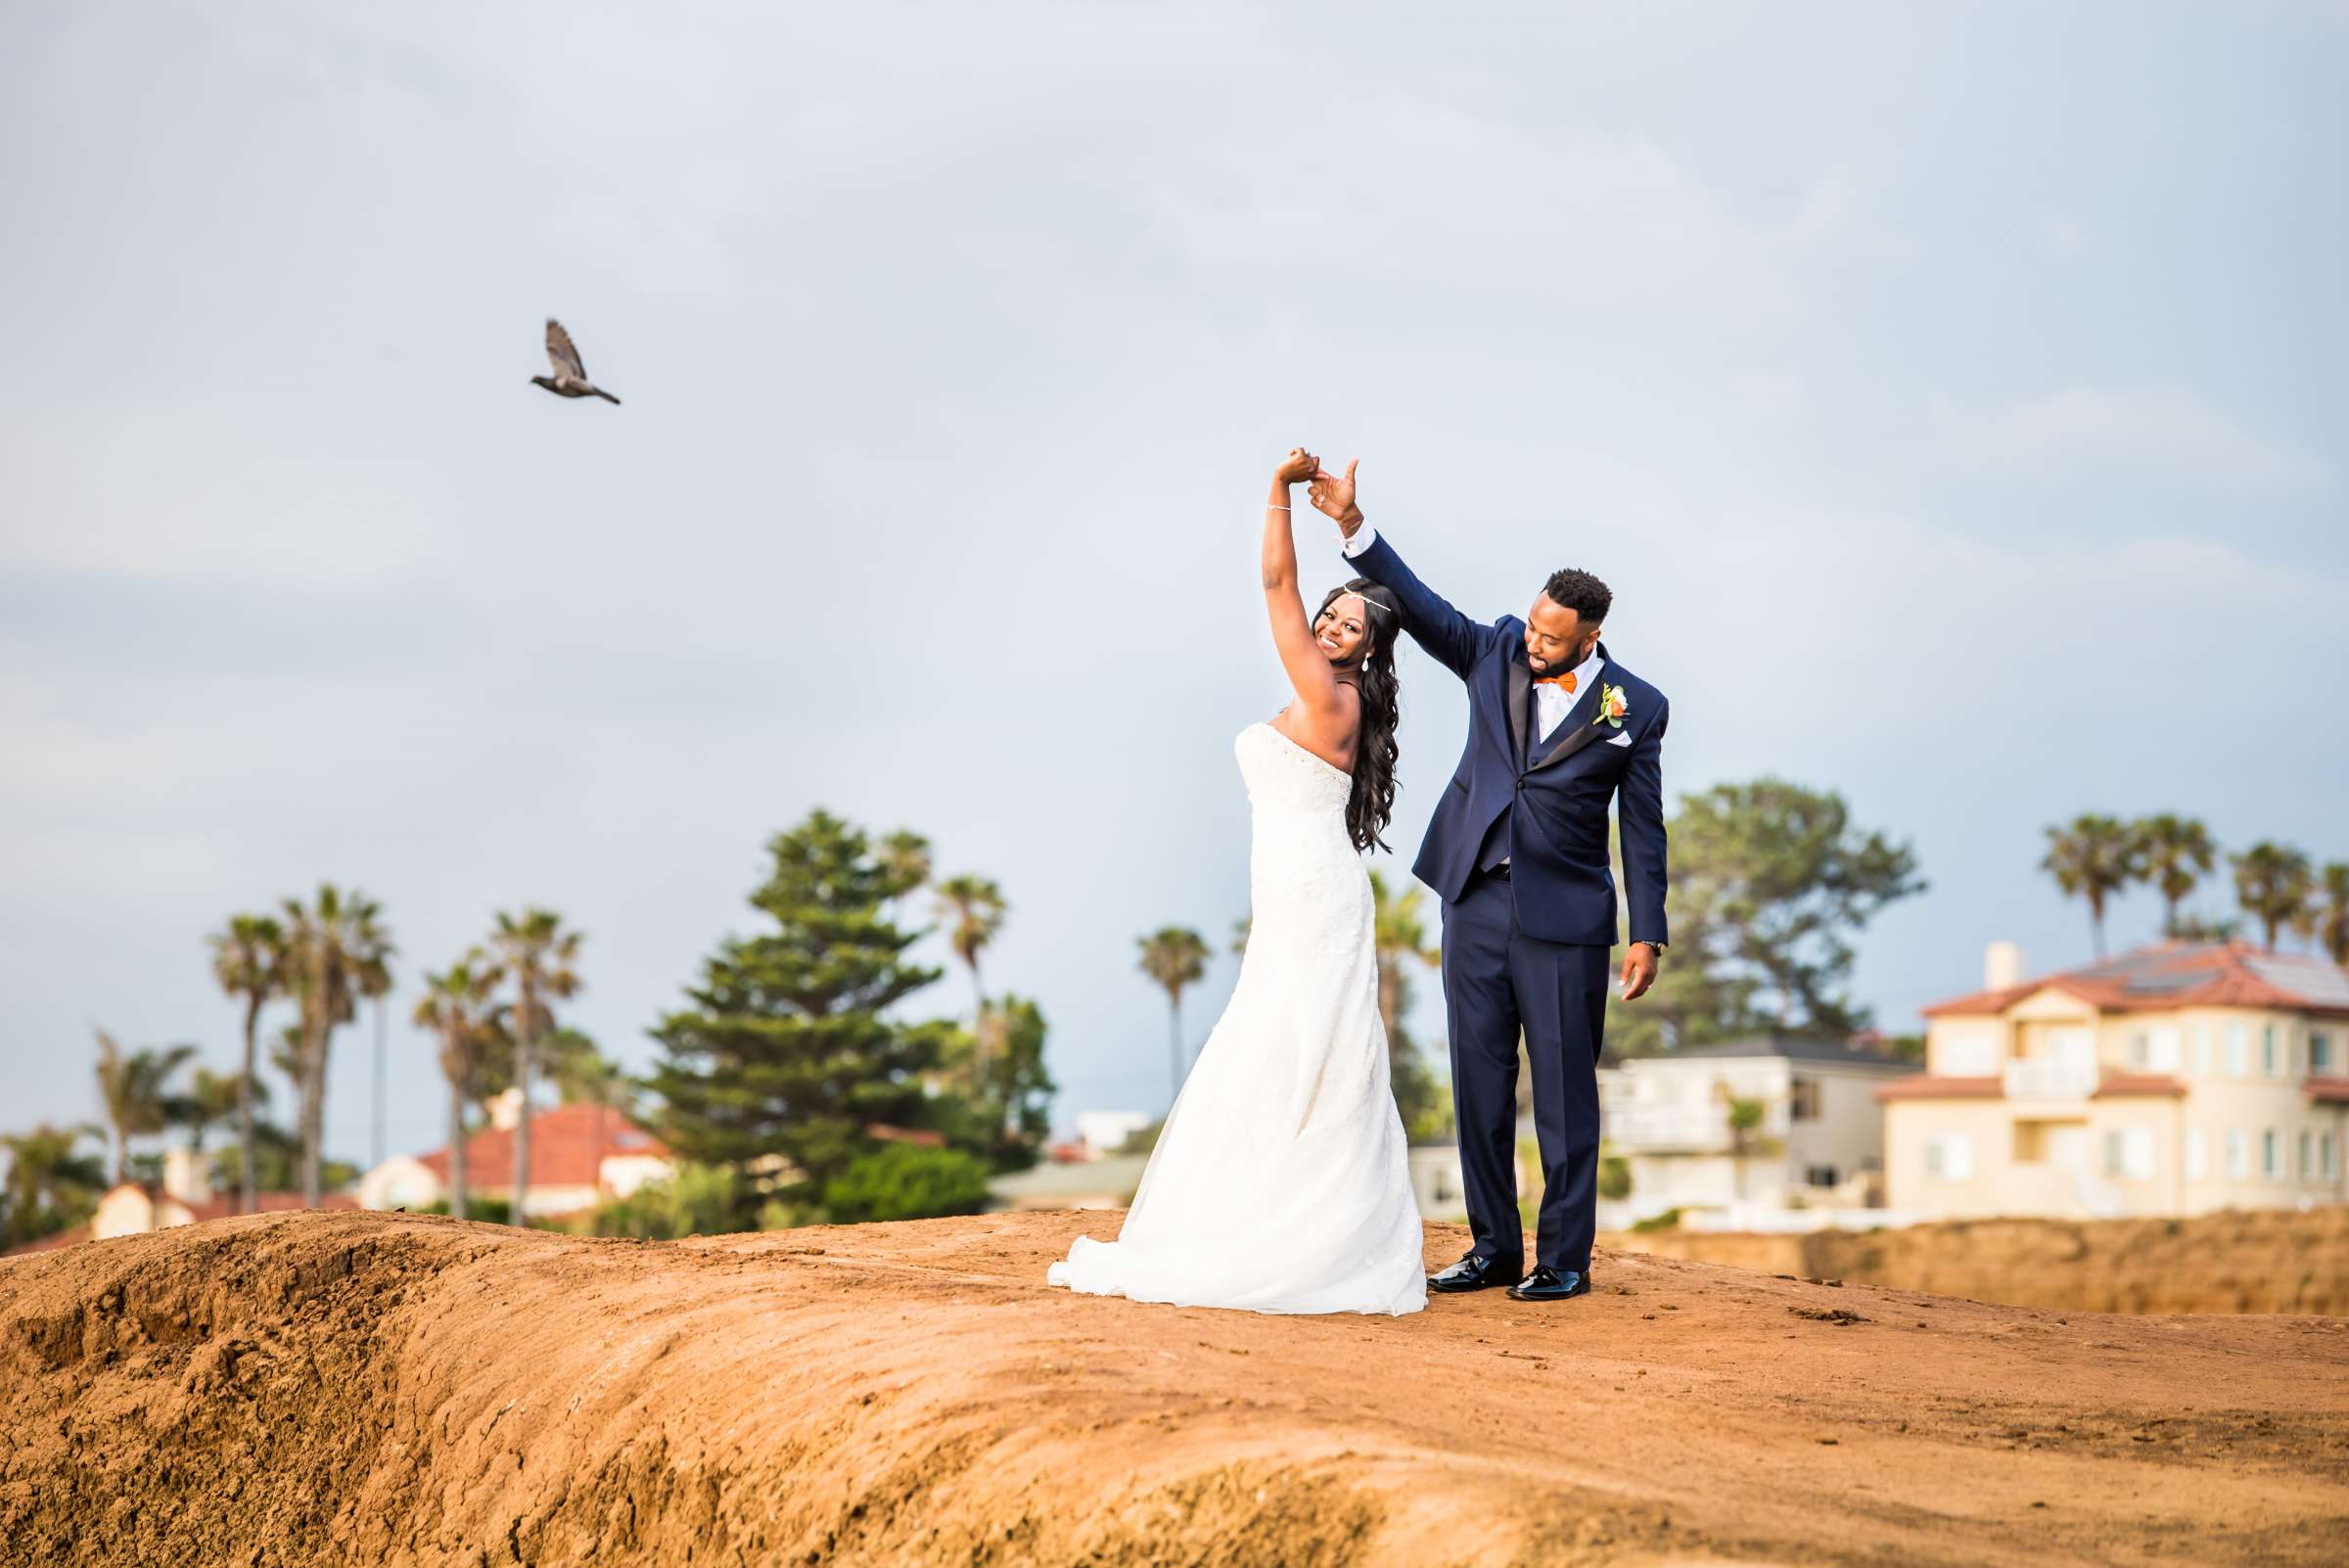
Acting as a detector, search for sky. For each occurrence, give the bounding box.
[3,2,2343,1173]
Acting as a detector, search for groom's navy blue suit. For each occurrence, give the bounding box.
[1347,529,1669,1275]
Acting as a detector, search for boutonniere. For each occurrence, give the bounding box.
[1591,683,1629,729]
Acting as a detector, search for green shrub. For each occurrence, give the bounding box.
[1630,1206,1683,1233]
[822,1143,990,1223]
[586,1163,748,1239]
[1597,1154,1634,1202]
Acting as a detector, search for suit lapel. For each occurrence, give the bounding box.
[1504,655,1531,766]
[1527,644,1613,774]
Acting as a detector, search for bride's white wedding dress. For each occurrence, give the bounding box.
[1048,722,1427,1315]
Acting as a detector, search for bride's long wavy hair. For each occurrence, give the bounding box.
[1321,578,1403,853]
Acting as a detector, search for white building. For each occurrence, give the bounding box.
[1072,1109,1151,1159]
[5,1147,357,1257]
[1598,1038,1919,1226]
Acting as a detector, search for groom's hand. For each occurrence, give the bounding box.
[1309,458,1362,536]
[1620,942,1659,1001]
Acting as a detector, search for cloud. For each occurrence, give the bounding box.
[1924,384,2326,492]
[1142,96,1912,356]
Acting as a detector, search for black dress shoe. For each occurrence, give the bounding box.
[1506,1266,1592,1302]
[1428,1253,1522,1293]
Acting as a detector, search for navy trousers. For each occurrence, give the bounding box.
[1441,866,1611,1273]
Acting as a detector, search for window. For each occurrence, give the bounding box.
[2263,1026,2280,1078]
[2185,1130,2208,1180]
[2128,1031,2149,1069]
[2325,1133,2339,1180]
[2226,1025,2249,1077]
[1941,1033,1998,1076]
[1805,1164,1839,1187]
[2101,1129,2155,1180]
[1924,1132,1975,1181]
[2192,1027,2212,1076]
[2225,1130,2248,1178]
[2146,1026,2182,1073]
[2262,1129,2280,1178]
[2314,1033,2334,1075]
[2301,1131,2315,1180]
[1789,1077,1820,1122]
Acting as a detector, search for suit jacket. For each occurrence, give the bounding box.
[1349,530,1669,947]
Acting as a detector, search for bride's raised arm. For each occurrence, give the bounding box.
[1262,448,1354,736]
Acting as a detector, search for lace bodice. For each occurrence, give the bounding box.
[1237,722,1353,816]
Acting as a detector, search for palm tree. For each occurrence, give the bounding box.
[1136,927,1211,1104]
[488,907,583,1226]
[1230,916,1252,957]
[2312,863,2349,968]
[550,1037,633,1205]
[92,1031,198,1183]
[934,875,1007,1014]
[2041,814,2142,958]
[1369,870,1440,1047]
[282,885,395,1207]
[414,953,503,1222]
[2134,814,2216,939]
[879,830,934,916]
[2232,842,2315,951]
[1723,1095,1768,1202]
[178,1067,257,1153]
[1,1124,108,1247]
[208,912,286,1214]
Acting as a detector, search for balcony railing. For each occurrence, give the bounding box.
[2002,1056,2100,1100]
[1606,1105,1737,1151]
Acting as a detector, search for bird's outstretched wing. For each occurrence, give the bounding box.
[545,318,589,380]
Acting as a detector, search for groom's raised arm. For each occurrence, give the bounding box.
[1310,460,1495,680]
[1338,521,1495,682]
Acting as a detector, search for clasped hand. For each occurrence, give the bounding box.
[1274,448,1362,531]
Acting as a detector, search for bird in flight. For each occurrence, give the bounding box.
[530,319,622,404]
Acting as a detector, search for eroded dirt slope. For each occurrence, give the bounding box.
[3,1211,2345,1567]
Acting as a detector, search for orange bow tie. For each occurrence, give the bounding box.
[1536,670,1578,694]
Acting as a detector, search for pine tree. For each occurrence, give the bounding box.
[645,810,949,1211]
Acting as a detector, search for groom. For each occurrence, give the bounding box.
[1311,462,1667,1304]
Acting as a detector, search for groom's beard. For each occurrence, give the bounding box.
[1527,639,1594,674]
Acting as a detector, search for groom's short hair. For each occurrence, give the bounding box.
[1542,568,1611,625]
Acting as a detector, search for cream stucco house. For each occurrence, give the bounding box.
[1881,941,2349,1220]
[1599,1038,1917,1225]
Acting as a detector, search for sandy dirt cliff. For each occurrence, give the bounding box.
[2,1210,2345,1566]
[1606,1208,2349,1314]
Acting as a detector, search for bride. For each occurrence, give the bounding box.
[1047,448,1428,1316]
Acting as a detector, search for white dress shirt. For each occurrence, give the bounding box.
[1341,518,1602,746]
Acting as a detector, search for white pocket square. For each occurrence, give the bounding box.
[1605,728,1634,747]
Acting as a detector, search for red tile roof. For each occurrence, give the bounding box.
[2,1192,359,1259]
[2091,1075,2188,1099]
[416,1103,670,1191]
[1875,1076,2004,1101]
[864,1124,945,1148]
[1925,942,2349,1021]
[2,1222,91,1258]
[180,1192,360,1222]
[2306,1080,2349,1105]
